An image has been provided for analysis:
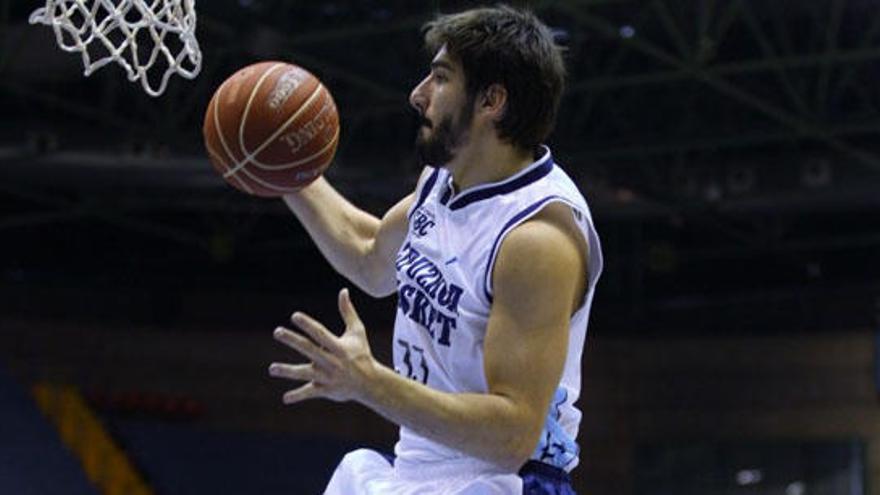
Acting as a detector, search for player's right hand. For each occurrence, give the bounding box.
[268,288,377,404]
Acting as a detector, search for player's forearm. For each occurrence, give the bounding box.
[359,362,541,471]
[283,178,384,293]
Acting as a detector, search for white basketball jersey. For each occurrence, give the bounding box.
[391,146,603,473]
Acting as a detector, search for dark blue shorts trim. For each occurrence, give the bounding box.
[379,450,395,466]
[519,461,577,495]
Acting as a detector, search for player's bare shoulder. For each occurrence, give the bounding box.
[495,202,589,311]
[534,202,590,263]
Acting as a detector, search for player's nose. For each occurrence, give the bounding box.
[409,75,430,115]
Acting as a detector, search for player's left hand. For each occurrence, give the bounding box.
[268,288,376,404]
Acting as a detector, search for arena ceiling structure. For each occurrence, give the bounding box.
[2,0,880,334]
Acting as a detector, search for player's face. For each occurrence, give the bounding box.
[409,46,475,167]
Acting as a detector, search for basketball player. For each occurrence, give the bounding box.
[269,5,602,494]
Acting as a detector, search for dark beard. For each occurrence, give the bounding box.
[414,97,475,167]
[415,116,456,167]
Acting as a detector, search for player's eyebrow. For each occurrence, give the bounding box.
[430,60,455,73]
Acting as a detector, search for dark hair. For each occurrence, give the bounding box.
[423,4,566,151]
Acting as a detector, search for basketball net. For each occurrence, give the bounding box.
[29,0,202,97]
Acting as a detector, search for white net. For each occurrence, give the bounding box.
[29,0,202,97]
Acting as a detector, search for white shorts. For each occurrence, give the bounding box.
[323,449,523,495]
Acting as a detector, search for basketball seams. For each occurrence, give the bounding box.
[223,80,324,179]
[203,61,339,196]
[238,62,285,167]
[233,138,336,194]
[239,138,337,192]
[245,86,339,169]
[206,142,254,194]
[233,164,320,194]
[247,116,340,170]
[213,75,247,181]
[204,81,255,195]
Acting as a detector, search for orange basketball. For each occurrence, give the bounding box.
[203,61,340,197]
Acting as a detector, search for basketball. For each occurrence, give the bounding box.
[203,61,340,196]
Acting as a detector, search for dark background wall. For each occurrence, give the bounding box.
[3,0,880,493]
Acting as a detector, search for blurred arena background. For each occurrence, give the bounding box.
[2,0,880,493]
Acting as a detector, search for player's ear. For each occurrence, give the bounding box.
[480,83,508,122]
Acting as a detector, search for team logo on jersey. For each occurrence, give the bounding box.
[395,242,463,347]
[411,207,436,237]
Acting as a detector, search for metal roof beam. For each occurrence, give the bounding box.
[562,5,880,172]
[571,47,880,92]
[736,0,809,116]
[576,122,880,159]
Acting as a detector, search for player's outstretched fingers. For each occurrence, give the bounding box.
[268,362,314,382]
[338,288,363,330]
[290,312,340,354]
[283,383,320,404]
[273,327,332,368]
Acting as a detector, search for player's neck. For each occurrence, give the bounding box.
[446,139,534,192]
